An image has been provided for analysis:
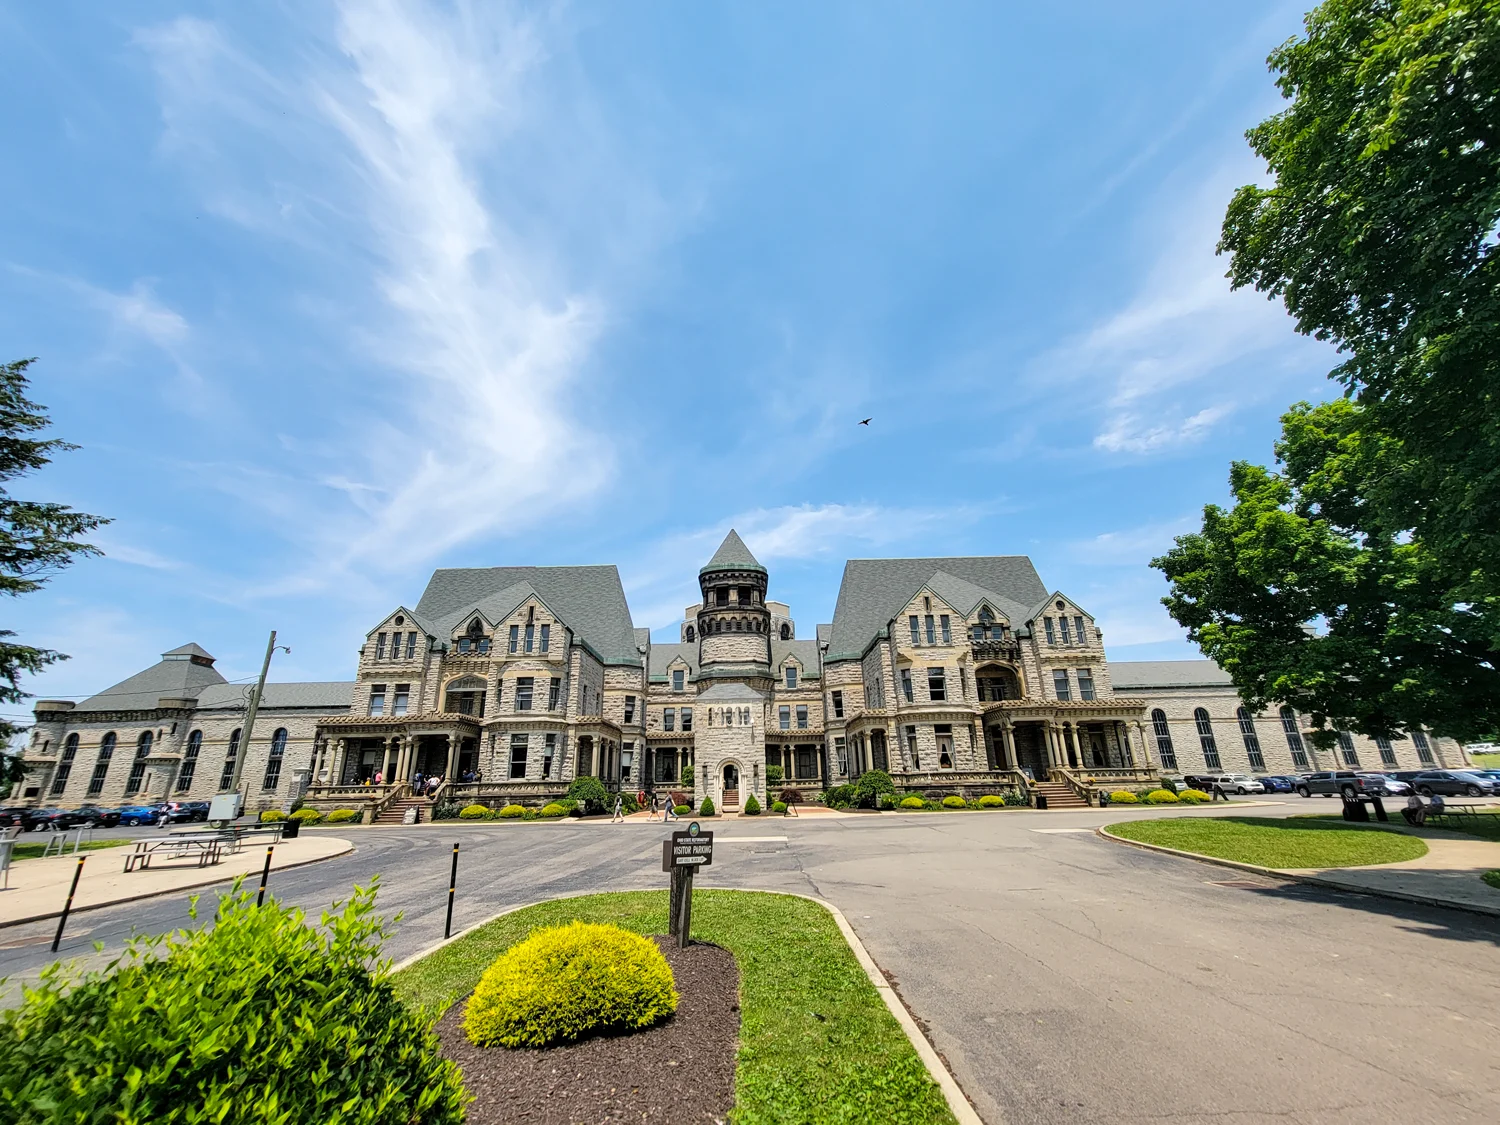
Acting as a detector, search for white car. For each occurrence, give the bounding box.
[1213,773,1265,795]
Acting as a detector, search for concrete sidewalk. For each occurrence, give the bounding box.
[0,836,354,927]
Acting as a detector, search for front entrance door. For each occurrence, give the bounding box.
[723,763,739,790]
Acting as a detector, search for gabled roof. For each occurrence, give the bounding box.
[1026,590,1090,622]
[78,646,230,710]
[649,642,699,680]
[925,571,1026,621]
[371,605,434,638]
[1107,660,1233,690]
[826,556,1048,660]
[162,642,215,661]
[771,639,821,678]
[414,565,639,664]
[700,529,765,575]
[697,682,765,702]
[195,682,355,710]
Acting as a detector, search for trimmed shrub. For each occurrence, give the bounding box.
[326,808,361,823]
[699,797,715,817]
[672,805,692,816]
[259,810,286,823]
[879,793,897,810]
[977,794,1005,808]
[497,804,527,819]
[853,769,896,809]
[1109,791,1140,804]
[0,884,465,1123]
[899,796,926,810]
[779,788,805,805]
[431,801,462,821]
[1178,789,1210,804]
[1003,789,1030,806]
[822,784,855,809]
[941,795,967,809]
[743,794,761,815]
[459,804,491,820]
[771,801,788,814]
[540,802,568,818]
[680,763,694,789]
[1144,789,1180,804]
[567,776,610,815]
[463,921,677,1049]
[289,808,322,824]
[766,764,784,784]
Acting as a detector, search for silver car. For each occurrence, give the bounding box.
[1357,773,1411,796]
[1212,773,1265,795]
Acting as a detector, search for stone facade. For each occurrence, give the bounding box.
[14,536,1472,814]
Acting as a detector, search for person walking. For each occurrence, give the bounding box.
[611,794,625,823]
[1211,779,1228,802]
[646,790,661,822]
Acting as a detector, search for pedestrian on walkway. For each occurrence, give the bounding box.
[1212,780,1228,802]
[611,795,625,823]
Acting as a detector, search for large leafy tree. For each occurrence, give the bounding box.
[0,359,107,789]
[1153,0,1500,744]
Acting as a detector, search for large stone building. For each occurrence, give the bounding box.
[16,532,1469,815]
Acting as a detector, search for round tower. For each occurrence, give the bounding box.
[696,529,772,675]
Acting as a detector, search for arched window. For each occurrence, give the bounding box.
[1279,707,1309,768]
[51,733,79,795]
[1150,709,1177,771]
[220,728,242,790]
[124,731,153,796]
[686,625,695,642]
[1374,734,1397,765]
[1411,728,1434,763]
[263,727,288,790]
[1193,708,1221,770]
[1236,707,1265,771]
[1336,729,1359,767]
[87,732,116,797]
[177,730,202,792]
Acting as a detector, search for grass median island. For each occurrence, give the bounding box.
[1107,816,1428,869]
[394,889,955,1125]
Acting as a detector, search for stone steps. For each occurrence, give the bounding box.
[1032,782,1089,810]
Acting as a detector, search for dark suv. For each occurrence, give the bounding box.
[1411,771,1498,797]
[1296,771,1369,799]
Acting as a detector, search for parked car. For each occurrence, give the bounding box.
[1390,770,1428,785]
[15,807,97,832]
[1255,775,1294,793]
[1410,771,1499,798]
[1216,774,1265,794]
[1296,771,1370,798]
[157,801,210,824]
[115,804,166,827]
[0,806,29,828]
[73,804,122,828]
[1356,773,1412,796]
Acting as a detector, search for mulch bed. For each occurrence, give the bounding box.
[435,936,740,1124]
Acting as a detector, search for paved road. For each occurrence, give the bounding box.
[3,802,1498,1123]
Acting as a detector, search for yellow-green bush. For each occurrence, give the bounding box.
[1179,789,1210,804]
[459,804,491,820]
[899,796,926,809]
[498,804,527,819]
[1144,789,1180,804]
[326,808,360,823]
[540,802,567,818]
[978,794,1005,807]
[673,805,692,816]
[259,810,286,823]
[1109,791,1140,804]
[463,921,677,1048]
[941,795,967,809]
[289,808,322,824]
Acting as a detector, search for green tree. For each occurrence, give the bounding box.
[0,359,107,788]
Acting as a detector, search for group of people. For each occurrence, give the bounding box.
[410,772,445,798]
[638,790,681,822]
[1402,791,1445,826]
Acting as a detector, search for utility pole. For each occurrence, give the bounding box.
[225,630,283,801]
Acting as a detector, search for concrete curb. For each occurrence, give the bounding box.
[0,840,357,929]
[386,887,984,1125]
[1096,825,1500,920]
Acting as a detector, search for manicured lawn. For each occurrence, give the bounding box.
[1483,871,1500,891]
[1470,752,1500,769]
[9,838,131,862]
[1107,816,1427,869]
[394,890,954,1125]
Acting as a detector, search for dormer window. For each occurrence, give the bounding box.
[672,669,685,692]
[785,666,797,689]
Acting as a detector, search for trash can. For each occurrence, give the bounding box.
[281,818,301,839]
[1034,791,1048,810]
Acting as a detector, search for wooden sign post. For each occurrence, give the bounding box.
[661,821,714,948]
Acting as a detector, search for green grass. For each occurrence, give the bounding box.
[9,838,131,862]
[1470,752,1500,769]
[1107,816,1428,869]
[393,890,954,1125]
[1483,871,1500,891]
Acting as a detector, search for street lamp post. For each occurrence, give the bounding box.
[211,630,289,822]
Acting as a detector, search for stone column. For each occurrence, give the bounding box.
[1133,721,1151,769]
[444,734,457,779]
[1001,722,1016,771]
[333,739,348,786]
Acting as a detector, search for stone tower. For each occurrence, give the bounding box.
[695,529,772,684]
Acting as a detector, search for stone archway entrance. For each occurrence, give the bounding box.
[721,762,741,810]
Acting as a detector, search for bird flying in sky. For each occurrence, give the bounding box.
[858,418,871,426]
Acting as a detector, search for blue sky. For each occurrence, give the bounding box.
[0,0,1339,706]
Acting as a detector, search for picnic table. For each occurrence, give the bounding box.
[1424,802,1486,827]
[168,821,283,855]
[124,832,224,872]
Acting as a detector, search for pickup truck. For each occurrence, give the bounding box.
[1296,771,1368,799]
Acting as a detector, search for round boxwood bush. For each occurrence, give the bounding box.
[459,804,491,820]
[567,776,610,815]
[497,804,527,819]
[821,783,855,809]
[0,884,465,1123]
[899,795,926,809]
[743,794,761,815]
[1109,791,1140,804]
[977,794,1005,808]
[325,808,361,823]
[463,921,677,1049]
[771,800,788,814]
[258,809,286,823]
[852,769,896,809]
[1178,788,1210,804]
[540,802,567,818]
[941,795,967,809]
[1144,789,1180,804]
[289,808,323,824]
[672,804,692,816]
[699,797,715,817]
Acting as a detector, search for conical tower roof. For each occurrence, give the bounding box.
[700,529,765,574]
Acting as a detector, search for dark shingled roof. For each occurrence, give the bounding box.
[196,682,355,710]
[827,556,1049,660]
[162,642,216,661]
[79,646,229,710]
[700,529,765,574]
[414,565,639,664]
[648,642,700,681]
[771,639,821,679]
[1107,660,1233,689]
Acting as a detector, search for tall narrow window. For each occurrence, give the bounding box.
[1076,669,1096,701]
[1053,670,1071,701]
[1412,729,1434,763]
[673,669,685,692]
[905,725,920,769]
[900,668,914,703]
[543,733,556,778]
[549,678,562,710]
[508,624,519,652]
[539,624,550,652]
[51,733,79,795]
[784,666,797,689]
[1059,617,1072,645]
[1237,707,1265,771]
[924,615,936,645]
[510,734,528,779]
[624,694,636,723]
[958,667,968,699]
[393,683,410,716]
[523,624,534,653]
[515,677,534,711]
[1074,615,1087,644]
[681,707,693,732]
[939,615,951,644]
[621,745,633,783]
[406,631,418,658]
[779,705,790,730]
[909,616,921,645]
[1044,617,1056,645]
[176,730,201,792]
[831,690,844,718]
[218,729,241,791]
[834,737,848,774]
[263,728,287,790]
[796,705,808,728]
[1337,729,1359,767]
[1151,709,1177,771]
[927,667,946,702]
[1280,707,1309,768]
[368,684,386,716]
[1375,735,1397,765]
[1194,708,1221,770]
[125,731,153,796]
[375,632,387,659]
[664,708,676,732]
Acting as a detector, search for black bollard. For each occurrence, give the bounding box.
[51,856,86,952]
[256,845,275,906]
[444,842,459,939]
